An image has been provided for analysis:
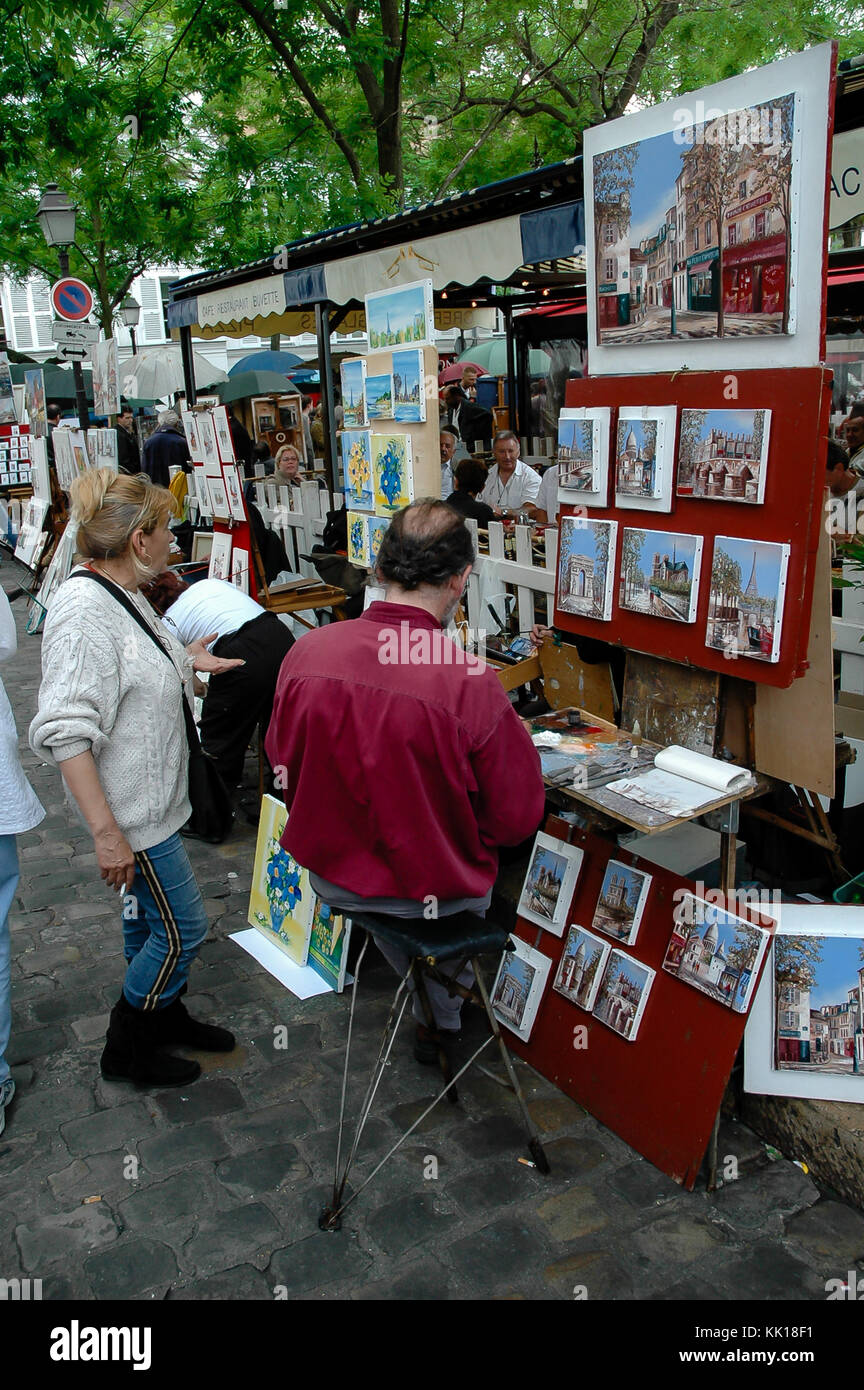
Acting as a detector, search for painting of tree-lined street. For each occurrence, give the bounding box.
[773,934,864,1076]
[592,94,795,345]
[619,527,703,623]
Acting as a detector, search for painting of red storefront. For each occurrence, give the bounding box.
[722,233,786,316]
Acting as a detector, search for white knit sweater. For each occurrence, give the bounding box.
[29,570,193,852]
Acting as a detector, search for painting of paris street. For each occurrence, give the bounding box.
[591,93,795,346]
[591,859,653,946]
[517,831,584,936]
[773,933,864,1078]
[593,949,655,1042]
[677,408,771,504]
[619,528,703,624]
[705,535,789,663]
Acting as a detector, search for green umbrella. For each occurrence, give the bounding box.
[216,370,300,404]
[456,341,550,377]
[9,361,94,404]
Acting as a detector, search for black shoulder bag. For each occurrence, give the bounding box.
[77,569,234,844]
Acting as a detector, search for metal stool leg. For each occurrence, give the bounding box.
[412,960,460,1104]
[471,957,551,1174]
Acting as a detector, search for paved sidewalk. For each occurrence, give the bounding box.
[1,561,863,1302]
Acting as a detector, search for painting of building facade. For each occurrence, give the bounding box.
[593,949,655,1041]
[557,517,617,622]
[619,528,703,624]
[517,832,584,935]
[663,893,771,1014]
[554,925,611,1011]
[556,408,610,504]
[706,535,789,663]
[773,933,864,1076]
[677,408,770,503]
[591,860,653,945]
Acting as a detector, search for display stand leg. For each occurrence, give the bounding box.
[707,803,739,1192]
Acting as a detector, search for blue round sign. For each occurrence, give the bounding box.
[51,277,94,321]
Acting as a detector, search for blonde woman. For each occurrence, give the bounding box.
[274,444,303,486]
[30,470,242,1088]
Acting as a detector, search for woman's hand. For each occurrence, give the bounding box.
[186,634,245,676]
[94,825,136,893]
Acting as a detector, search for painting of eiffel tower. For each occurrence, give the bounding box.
[706,534,789,663]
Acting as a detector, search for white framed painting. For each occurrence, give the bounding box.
[372,432,414,514]
[341,359,366,428]
[619,527,703,624]
[593,949,655,1042]
[222,463,247,522]
[556,407,611,507]
[365,278,435,351]
[705,535,790,663]
[28,437,51,502]
[583,45,834,375]
[614,406,677,511]
[197,411,220,470]
[212,405,236,464]
[231,547,250,593]
[207,476,231,522]
[557,516,617,622]
[208,530,232,581]
[192,466,212,517]
[517,831,584,936]
[491,937,552,1042]
[744,905,864,1104]
[553,924,612,1012]
[677,408,771,504]
[181,408,203,464]
[365,370,395,421]
[663,891,773,1015]
[392,348,426,423]
[341,429,374,511]
[591,859,653,946]
[347,510,370,566]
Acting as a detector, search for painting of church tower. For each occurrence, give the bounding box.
[616,417,658,498]
[554,925,611,1011]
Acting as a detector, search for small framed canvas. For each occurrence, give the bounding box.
[308,901,352,993]
[207,476,231,522]
[347,510,369,566]
[341,359,366,427]
[553,924,612,1012]
[248,794,314,968]
[367,515,389,567]
[614,406,677,511]
[197,412,220,470]
[491,937,552,1042]
[392,348,426,423]
[619,527,703,624]
[557,516,617,622]
[366,371,395,421]
[676,409,771,504]
[193,467,212,517]
[191,531,214,562]
[591,859,653,946]
[341,429,374,511]
[231,547,250,593]
[222,464,247,522]
[593,949,655,1041]
[372,432,414,514]
[705,535,790,663]
[556,407,610,507]
[365,278,435,351]
[744,905,864,1104]
[213,405,237,464]
[517,831,585,936]
[208,530,232,581]
[181,408,203,463]
[663,892,773,1015]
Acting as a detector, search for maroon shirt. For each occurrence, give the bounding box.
[265,601,545,901]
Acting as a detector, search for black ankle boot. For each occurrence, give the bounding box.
[100,996,201,1087]
[148,996,235,1052]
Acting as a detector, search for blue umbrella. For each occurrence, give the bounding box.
[288,368,320,385]
[228,349,303,377]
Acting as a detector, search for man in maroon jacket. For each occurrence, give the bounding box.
[266,500,545,1056]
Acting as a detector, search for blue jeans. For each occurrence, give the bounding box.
[0,835,21,1086]
[122,834,209,1012]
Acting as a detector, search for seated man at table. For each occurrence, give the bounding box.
[480,431,541,518]
[266,500,544,1059]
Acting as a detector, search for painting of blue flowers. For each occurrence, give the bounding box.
[248,795,314,966]
[372,432,413,513]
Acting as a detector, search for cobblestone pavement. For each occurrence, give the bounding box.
[2,560,864,1304]
[599,309,784,344]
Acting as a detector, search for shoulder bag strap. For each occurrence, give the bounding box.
[75,568,201,751]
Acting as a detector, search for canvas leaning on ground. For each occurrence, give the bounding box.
[593,948,655,1041]
[619,527,703,624]
[663,892,773,1014]
[676,409,771,503]
[517,831,585,936]
[705,534,789,663]
[491,937,552,1042]
[591,859,653,945]
[554,925,612,1012]
[557,516,618,622]
[248,795,315,968]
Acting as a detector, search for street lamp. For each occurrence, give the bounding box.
[120,294,140,355]
[35,184,89,432]
[666,222,678,338]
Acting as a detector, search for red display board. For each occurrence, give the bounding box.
[506,817,774,1188]
[553,367,832,688]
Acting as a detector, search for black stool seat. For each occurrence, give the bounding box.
[345,909,511,963]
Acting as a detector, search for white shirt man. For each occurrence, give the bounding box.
[479,434,541,516]
[528,464,559,524]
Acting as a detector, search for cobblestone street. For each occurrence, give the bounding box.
[2,559,863,1303]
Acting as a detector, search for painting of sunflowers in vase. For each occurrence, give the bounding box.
[341,429,374,511]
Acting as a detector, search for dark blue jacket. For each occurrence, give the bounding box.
[142,425,190,487]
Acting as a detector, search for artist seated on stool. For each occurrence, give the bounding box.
[266,501,545,1061]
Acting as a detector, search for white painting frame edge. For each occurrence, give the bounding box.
[593,946,656,1042]
[676,407,772,506]
[664,890,774,1014]
[614,405,677,513]
[556,406,611,509]
[553,922,613,1011]
[592,858,654,946]
[491,936,553,1042]
[619,526,704,625]
[557,515,619,623]
[517,831,585,936]
[583,44,833,376]
[744,904,864,1103]
[706,533,790,664]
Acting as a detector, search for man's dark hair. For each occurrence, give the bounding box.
[849,402,864,421]
[828,438,850,471]
[46,402,62,422]
[253,440,271,460]
[301,395,312,410]
[376,500,475,590]
[445,385,467,403]
[454,458,487,494]
[118,404,133,418]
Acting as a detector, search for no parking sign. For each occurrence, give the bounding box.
[51,277,94,322]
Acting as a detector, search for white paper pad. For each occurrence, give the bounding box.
[230,928,331,999]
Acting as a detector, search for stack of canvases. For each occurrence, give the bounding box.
[341,278,434,567]
[182,404,250,591]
